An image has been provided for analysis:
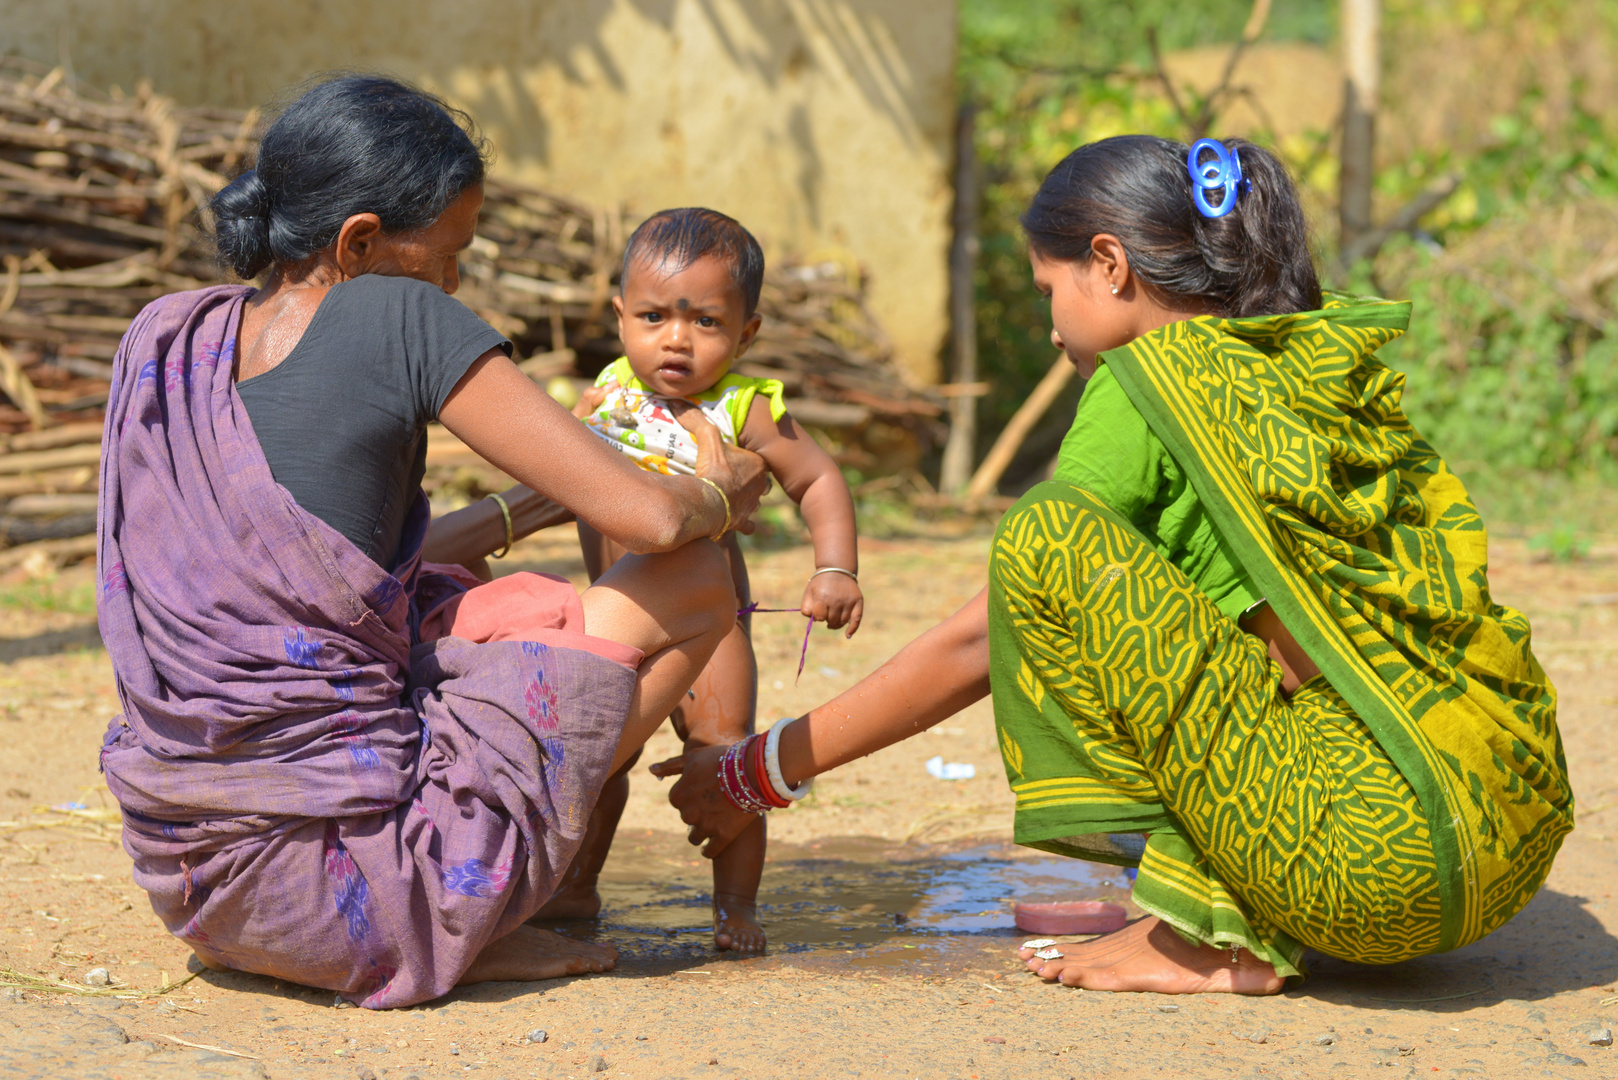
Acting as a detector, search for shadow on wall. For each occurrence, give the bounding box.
[25,0,937,149]
[450,0,931,173]
[786,102,822,228]
[655,0,923,145]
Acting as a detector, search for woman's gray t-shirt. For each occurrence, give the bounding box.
[236,274,510,568]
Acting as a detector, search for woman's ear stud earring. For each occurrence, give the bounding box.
[1110,284,1119,295]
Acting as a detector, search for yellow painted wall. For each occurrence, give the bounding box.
[1,0,956,382]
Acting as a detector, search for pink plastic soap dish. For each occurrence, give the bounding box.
[1012,900,1129,936]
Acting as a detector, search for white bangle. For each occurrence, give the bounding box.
[765,718,814,802]
[810,567,858,583]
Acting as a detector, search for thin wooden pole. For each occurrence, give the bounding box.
[939,100,980,494]
[963,353,1074,501]
[1339,0,1380,256]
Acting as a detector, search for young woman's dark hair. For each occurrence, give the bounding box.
[1021,135,1321,318]
[210,75,490,280]
[621,208,766,316]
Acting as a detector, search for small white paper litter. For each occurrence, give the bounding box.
[925,755,975,780]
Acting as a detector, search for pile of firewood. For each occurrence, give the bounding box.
[0,62,252,434]
[0,63,938,564]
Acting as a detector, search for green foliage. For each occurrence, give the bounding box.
[959,0,1332,467]
[1528,524,1592,563]
[1371,233,1618,476]
[1463,465,1618,539]
[0,577,97,617]
[958,0,1618,508]
[1365,87,1618,476]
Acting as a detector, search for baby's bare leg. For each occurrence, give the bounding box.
[712,815,766,952]
[682,541,768,951]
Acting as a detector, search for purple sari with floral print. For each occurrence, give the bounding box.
[96,286,634,1008]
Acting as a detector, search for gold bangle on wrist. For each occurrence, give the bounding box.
[485,492,513,558]
[695,476,731,542]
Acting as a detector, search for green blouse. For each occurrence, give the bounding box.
[1052,364,1263,622]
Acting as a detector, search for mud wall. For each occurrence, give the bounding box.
[0,0,955,382]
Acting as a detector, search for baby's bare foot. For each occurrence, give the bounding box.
[713,892,766,954]
[458,925,617,985]
[1019,916,1283,995]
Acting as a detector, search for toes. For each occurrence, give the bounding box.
[1033,957,1079,983]
[1057,965,1089,987]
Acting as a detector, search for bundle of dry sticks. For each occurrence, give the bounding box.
[0,64,937,559]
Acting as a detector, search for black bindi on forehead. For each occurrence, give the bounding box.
[675,298,690,311]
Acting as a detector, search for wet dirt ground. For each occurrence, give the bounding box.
[0,526,1615,1079]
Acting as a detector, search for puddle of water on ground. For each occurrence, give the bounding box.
[562,829,1135,974]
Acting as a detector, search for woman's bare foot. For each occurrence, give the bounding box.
[713,892,766,954]
[531,874,604,921]
[1017,916,1283,995]
[191,948,231,973]
[457,925,617,985]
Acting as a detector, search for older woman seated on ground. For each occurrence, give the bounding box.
[97,75,766,1009]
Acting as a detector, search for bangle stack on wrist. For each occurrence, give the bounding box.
[716,719,813,814]
[719,736,776,814]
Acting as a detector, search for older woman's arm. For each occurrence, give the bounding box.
[421,484,575,567]
[437,351,767,554]
[665,588,991,856]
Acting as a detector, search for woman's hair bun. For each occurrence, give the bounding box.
[210,169,274,280]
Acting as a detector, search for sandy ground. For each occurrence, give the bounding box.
[0,524,1615,1080]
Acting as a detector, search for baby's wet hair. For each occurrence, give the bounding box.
[621,208,765,317]
[1022,135,1321,318]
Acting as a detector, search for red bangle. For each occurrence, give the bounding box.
[751,732,791,809]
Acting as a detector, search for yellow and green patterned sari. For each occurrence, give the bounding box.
[988,296,1572,975]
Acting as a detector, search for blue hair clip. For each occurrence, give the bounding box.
[1187,139,1246,219]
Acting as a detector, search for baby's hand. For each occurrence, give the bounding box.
[802,571,863,637]
[571,385,607,420]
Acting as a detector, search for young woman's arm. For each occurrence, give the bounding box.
[438,352,767,553]
[663,588,991,856]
